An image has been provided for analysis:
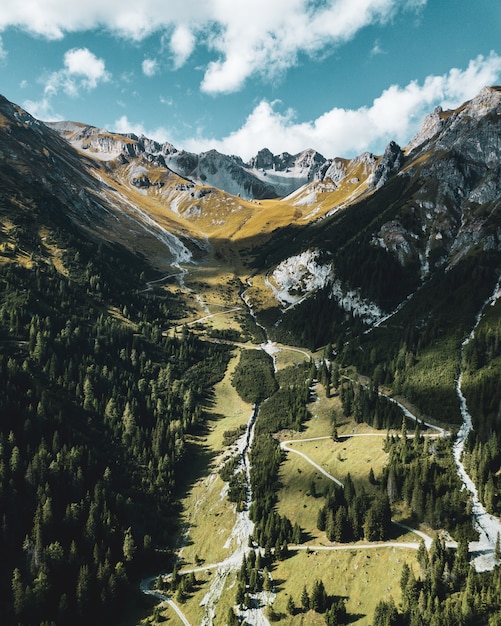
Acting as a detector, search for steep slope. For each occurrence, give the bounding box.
[0,96,203,270]
[0,95,237,626]
[249,86,501,424]
[253,87,501,313]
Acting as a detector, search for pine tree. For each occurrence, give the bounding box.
[122,527,136,562]
[301,585,310,611]
[311,579,327,613]
[11,568,25,618]
[227,607,239,626]
[368,467,376,485]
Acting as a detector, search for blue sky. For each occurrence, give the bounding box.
[0,0,500,160]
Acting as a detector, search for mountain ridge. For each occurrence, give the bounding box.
[47,119,330,200]
[1,87,501,625]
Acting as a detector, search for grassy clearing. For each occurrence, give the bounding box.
[276,384,390,539]
[159,349,254,622]
[205,352,254,452]
[291,435,388,487]
[274,344,311,370]
[277,434,389,539]
[177,352,253,569]
[270,547,416,625]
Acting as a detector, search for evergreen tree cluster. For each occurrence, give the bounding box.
[290,579,347,625]
[0,245,230,624]
[248,433,300,552]
[317,476,392,543]
[256,361,313,433]
[248,363,311,552]
[219,456,247,511]
[231,349,278,404]
[382,432,473,538]
[461,297,501,516]
[374,535,501,626]
[339,379,407,430]
[235,549,271,608]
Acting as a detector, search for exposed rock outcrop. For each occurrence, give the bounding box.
[369,141,404,190]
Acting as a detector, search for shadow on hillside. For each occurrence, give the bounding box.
[389,517,424,542]
[171,438,219,503]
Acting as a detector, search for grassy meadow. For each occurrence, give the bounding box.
[269,547,416,626]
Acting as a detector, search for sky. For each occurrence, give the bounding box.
[0,0,500,161]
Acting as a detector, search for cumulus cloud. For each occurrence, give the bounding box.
[111,114,173,143]
[23,97,63,122]
[183,53,501,160]
[44,47,110,97]
[142,58,159,77]
[170,24,195,69]
[22,47,110,121]
[0,0,425,93]
[63,48,109,89]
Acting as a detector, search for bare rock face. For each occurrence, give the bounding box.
[265,86,501,320]
[247,148,275,170]
[406,106,446,153]
[372,87,501,276]
[369,141,404,190]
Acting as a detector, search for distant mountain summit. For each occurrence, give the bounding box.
[47,121,328,199]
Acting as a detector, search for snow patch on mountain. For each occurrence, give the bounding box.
[329,280,385,325]
[269,250,332,306]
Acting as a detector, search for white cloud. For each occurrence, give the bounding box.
[23,47,110,121]
[0,0,425,93]
[111,114,173,143]
[63,48,110,89]
[44,47,110,98]
[371,39,385,56]
[170,24,195,69]
[199,0,420,94]
[183,53,501,160]
[142,58,159,77]
[23,97,63,121]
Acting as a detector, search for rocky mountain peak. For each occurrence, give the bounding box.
[406,86,501,158]
[463,85,501,116]
[369,141,404,190]
[406,106,446,153]
[248,148,275,169]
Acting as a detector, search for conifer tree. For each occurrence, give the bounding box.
[301,585,310,611]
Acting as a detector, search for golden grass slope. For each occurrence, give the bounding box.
[79,145,380,259]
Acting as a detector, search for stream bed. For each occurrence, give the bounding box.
[453,279,501,571]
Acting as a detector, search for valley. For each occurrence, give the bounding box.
[135,254,499,625]
[1,88,501,626]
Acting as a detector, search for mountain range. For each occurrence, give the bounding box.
[1,85,501,419]
[1,86,501,625]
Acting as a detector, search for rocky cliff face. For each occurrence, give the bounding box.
[360,87,501,283]
[393,86,501,274]
[258,87,501,321]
